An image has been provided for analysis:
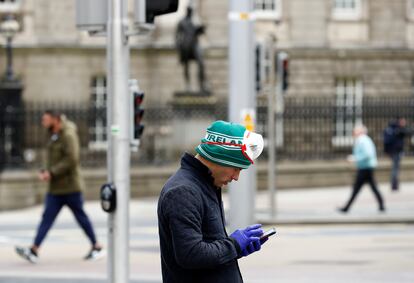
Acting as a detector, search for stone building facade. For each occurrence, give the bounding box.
[4,0,414,102]
[1,0,414,158]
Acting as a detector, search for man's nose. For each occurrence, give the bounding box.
[232,170,241,181]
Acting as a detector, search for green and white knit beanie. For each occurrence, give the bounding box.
[195,120,264,169]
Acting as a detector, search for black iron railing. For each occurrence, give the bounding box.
[0,97,413,169]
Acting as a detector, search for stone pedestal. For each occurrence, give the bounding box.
[170,91,219,154]
[172,91,217,109]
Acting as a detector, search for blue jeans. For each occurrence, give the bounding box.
[391,152,402,190]
[34,192,97,247]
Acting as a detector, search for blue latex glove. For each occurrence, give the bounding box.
[230,224,264,257]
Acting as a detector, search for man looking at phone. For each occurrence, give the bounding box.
[158,120,266,283]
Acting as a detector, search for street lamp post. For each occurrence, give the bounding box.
[1,14,19,80]
[0,14,24,168]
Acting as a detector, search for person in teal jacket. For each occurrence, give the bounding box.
[339,125,385,213]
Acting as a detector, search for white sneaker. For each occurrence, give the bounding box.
[15,246,38,264]
[84,247,105,261]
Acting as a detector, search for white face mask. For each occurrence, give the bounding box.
[243,130,264,162]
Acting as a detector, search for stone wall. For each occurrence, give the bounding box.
[12,45,228,106]
[12,46,414,110]
[2,157,414,211]
[288,49,414,98]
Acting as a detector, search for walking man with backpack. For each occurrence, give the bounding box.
[383,117,411,191]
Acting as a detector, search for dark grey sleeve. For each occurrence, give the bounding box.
[161,187,239,269]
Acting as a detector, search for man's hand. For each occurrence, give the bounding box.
[38,170,51,182]
[230,224,264,257]
[347,155,355,163]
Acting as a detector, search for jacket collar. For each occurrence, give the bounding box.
[181,153,214,184]
[182,153,226,216]
[181,153,222,199]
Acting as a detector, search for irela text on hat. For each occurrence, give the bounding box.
[205,132,243,145]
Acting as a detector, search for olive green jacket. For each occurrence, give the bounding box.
[46,116,83,195]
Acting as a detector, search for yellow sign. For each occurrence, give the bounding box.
[239,13,249,20]
[228,12,252,21]
[243,112,255,132]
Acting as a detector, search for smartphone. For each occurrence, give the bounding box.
[260,227,277,241]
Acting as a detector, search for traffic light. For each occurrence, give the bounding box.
[146,0,179,23]
[255,44,263,93]
[277,52,289,93]
[133,91,145,140]
[282,57,289,91]
[128,79,145,143]
[255,43,273,94]
[135,0,179,24]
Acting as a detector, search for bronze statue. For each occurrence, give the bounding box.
[175,7,210,94]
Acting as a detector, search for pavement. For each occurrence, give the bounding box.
[256,181,414,225]
[0,181,413,282]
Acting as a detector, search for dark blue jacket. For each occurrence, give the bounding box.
[385,121,409,154]
[157,153,243,283]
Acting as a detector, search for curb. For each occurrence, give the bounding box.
[259,218,414,226]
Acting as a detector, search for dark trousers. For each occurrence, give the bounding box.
[390,152,402,190]
[343,169,385,211]
[34,192,97,247]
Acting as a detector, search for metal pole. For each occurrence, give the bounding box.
[106,0,115,280]
[5,37,13,80]
[276,52,286,160]
[107,0,130,282]
[267,38,276,218]
[228,0,256,231]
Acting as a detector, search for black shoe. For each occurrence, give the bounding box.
[84,247,105,261]
[337,207,348,213]
[379,207,386,213]
[15,246,38,264]
[391,180,399,191]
